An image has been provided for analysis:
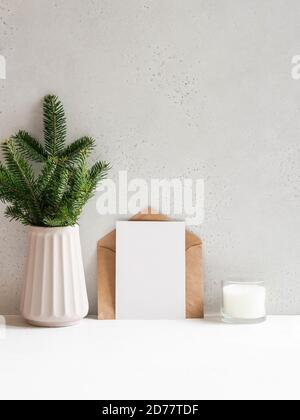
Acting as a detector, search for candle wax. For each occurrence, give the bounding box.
[223,284,266,320]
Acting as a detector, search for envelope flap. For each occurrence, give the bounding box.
[97,208,202,252]
[130,207,170,222]
[98,230,116,252]
[186,230,202,250]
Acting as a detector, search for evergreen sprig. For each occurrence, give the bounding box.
[0,94,110,227]
[13,131,47,163]
[43,94,67,156]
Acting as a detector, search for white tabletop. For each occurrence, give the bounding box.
[0,316,299,400]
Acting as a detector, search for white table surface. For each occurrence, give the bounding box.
[0,315,299,400]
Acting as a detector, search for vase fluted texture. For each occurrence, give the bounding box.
[21,226,89,327]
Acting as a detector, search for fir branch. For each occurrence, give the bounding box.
[51,167,69,210]
[43,212,76,228]
[60,137,95,164]
[5,205,31,225]
[13,130,47,163]
[0,94,110,227]
[43,95,67,156]
[89,161,110,185]
[1,139,41,223]
[67,153,90,218]
[36,159,57,195]
[0,162,27,204]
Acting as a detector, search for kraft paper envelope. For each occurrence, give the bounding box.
[98,209,204,320]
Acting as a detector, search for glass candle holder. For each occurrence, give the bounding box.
[222,280,267,324]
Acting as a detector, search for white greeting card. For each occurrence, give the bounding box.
[116,221,186,320]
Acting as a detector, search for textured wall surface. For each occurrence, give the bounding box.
[0,0,300,315]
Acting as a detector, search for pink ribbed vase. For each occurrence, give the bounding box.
[21,226,89,327]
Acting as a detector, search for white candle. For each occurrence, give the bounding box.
[223,283,266,320]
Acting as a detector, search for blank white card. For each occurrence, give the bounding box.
[116,221,186,320]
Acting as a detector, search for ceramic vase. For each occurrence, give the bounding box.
[20,226,89,327]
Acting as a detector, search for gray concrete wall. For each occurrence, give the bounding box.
[1,0,300,315]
